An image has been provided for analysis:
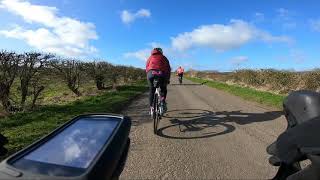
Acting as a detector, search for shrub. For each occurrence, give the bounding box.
[258,69,298,93]
[302,69,320,91]
[232,69,263,86]
[187,69,320,94]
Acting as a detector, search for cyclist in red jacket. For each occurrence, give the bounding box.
[146,47,171,115]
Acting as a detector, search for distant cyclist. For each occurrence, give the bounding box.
[146,48,171,115]
[176,66,184,83]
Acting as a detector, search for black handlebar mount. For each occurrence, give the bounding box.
[0,134,8,157]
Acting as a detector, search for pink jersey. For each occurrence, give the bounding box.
[177,67,184,74]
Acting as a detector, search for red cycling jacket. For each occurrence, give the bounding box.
[145,49,171,76]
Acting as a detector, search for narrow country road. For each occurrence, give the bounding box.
[120,77,287,179]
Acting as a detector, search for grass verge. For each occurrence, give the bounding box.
[186,77,285,109]
[0,81,147,160]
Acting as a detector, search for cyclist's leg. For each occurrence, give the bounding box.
[159,77,167,101]
[147,71,155,107]
[158,76,167,113]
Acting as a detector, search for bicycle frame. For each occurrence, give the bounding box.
[155,87,161,99]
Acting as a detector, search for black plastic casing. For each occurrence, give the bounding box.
[283,90,320,128]
[268,90,320,157]
[0,134,8,157]
[0,114,131,180]
[267,90,320,179]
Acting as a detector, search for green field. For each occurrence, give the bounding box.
[187,77,285,109]
[0,81,147,160]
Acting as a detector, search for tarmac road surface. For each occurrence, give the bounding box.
[121,77,286,179]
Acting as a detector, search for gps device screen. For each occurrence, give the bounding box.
[21,117,118,169]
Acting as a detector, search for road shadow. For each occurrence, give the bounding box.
[157,109,282,139]
[214,110,283,125]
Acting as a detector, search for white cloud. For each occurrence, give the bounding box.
[276,49,306,64]
[147,42,185,58]
[290,50,306,64]
[257,30,292,43]
[277,8,290,20]
[230,56,249,66]
[121,9,151,24]
[254,12,265,23]
[310,19,320,32]
[275,8,296,30]
[171,19,292,51]
[123,48,150,61]
[282,22,297,29]
[136,9,151,17]
[149,42,162,48]
[124,41,192,62]
[0,0,98,56]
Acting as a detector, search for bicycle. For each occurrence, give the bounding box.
[177,73,183,85]
[178,75,183,85]
[152,77,163,134]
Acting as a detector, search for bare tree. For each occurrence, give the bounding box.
[50,59,83,96]
[19,53,52,109]
[85,61,112,90]
[0,51,21,112]
[104,65,121,90]
[0,50,147,113]
[117,65,128,84]
[30,71,45,110]
[127,66,144,82]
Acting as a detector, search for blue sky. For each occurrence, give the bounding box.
[0,0,320,71]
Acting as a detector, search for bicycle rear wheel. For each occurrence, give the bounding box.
[179,76,182,84]
[153,93,160,134]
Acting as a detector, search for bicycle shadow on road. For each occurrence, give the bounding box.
[157,109,282,139]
